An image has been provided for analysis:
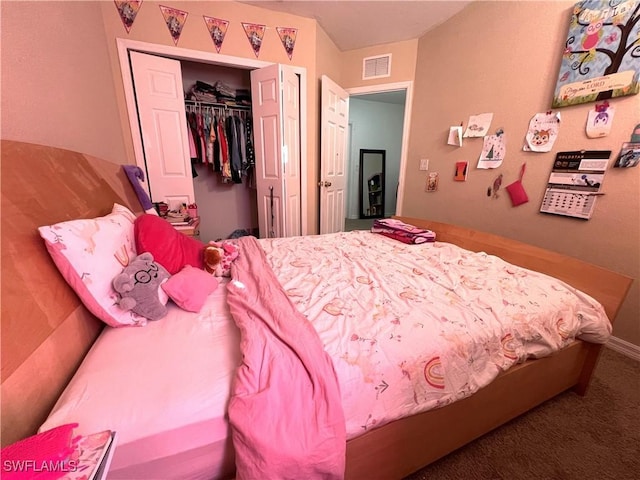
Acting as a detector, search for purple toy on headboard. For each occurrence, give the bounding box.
[123,165,154,212]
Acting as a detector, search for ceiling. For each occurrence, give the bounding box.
[239,1,473,51]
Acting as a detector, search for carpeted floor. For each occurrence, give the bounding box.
[403,347,640,480]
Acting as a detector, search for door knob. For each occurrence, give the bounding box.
[317,181,333,187]
[325,181,332,187]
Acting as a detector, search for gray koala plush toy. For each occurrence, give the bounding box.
[113,252,170,321]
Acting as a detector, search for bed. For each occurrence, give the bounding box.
[1,140,633,479]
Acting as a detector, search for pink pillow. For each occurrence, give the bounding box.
[38,204,145,327]
[161,265,219,312]
[135,214,206,275]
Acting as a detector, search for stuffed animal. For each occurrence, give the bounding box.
[113,252,171,321]
[204,241,239,277]
[203,244,224,276]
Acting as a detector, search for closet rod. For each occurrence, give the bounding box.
[185,99,251,111]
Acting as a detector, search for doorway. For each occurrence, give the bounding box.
[346,82,412,230]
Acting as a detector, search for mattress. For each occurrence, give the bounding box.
[39,231,612,478]
[40,280,240,480]
[257,231,611,439]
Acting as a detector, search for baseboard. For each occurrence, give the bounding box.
[606,336,640,361]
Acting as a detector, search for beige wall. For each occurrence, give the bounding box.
[339,39,419,89]
[316,26,344,85]
[0,1,127,163]
[404,1,639,345]
[314,24,344,228]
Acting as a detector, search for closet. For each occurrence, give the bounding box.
[182,60,257,242]
[127,49,301,243]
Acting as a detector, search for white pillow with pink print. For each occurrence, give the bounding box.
[38,203,147,327]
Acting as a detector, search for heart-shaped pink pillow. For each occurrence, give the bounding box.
[135,214,205,275]
[162,265,219,312]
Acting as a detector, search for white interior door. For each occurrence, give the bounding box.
[130,51,194,208]
[320,75,349,234]
[251,64,301,238]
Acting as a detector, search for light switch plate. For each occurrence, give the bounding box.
[419,158,429,171]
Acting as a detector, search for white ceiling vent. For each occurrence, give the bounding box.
[362,54,391,80]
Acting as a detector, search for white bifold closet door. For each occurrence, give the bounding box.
[251,64,301,238]
[129,51,195,208]
[130,51,302,239]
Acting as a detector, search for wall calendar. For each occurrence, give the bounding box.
[540,150,611,220]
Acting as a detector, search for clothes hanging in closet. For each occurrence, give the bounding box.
[185,105,253,185]
[226,115,242,183]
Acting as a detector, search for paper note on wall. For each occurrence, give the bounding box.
[614,142,640,168]
[447,126,463,146]
[586,102,615,138]
[454,162,468,181]
[463,113,493,138]
[523,112,561,152]
[478,132,506,169]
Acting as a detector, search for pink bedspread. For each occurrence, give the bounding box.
[226,236,346,480]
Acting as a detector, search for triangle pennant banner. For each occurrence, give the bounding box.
[114,0,142,34]
[242,22,266,58]
[159,5,188,46]
[276,27,297,60]
[203,16,229,53]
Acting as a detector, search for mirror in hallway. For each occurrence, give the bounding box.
[359,149,385,219]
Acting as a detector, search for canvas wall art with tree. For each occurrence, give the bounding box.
[553,0,639,107]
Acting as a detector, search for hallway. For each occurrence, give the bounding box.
[344,218,376,232]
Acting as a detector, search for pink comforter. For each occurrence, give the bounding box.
[226,236,346,480]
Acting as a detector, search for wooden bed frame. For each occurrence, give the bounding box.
[1,140,632,479]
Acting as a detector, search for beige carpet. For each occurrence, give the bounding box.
[403,347,640,480]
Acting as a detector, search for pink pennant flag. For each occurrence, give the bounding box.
[276,27,297,60]
[242,22,266,58]
[114,0,142,33]
[203,16,229,53]
[159,5,188,46]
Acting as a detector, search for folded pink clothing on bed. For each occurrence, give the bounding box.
[372,218,436,244]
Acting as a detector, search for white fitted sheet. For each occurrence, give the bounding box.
[40,280,240,480]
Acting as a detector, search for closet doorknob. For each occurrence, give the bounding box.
[318,181,332,187]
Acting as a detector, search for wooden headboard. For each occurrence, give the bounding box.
[0,140,141,446]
